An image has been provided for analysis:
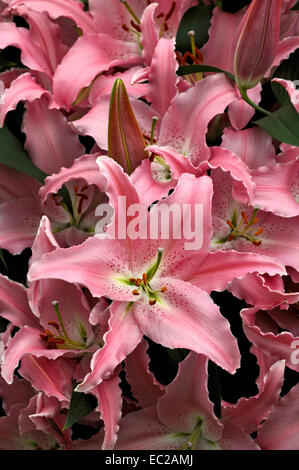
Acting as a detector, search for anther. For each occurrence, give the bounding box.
[149,299,156,305]
[44,329,54,337]
[132,289,140,295]
[164,1,176,21]
[130,278,136,283]
[47,338,66,345]
[252,240,262,246]
[130,20,141,32]
[80,184,88,192]
[40,333,49,341]
[50,194,62,206]
[254,227,264,236]
[241,211,249,225]
[160,286,167,292]
[122,24,130,32]
[142,273,147,284]
[135,278,142,286]
[156,12,164,19]
[48,321,60,331]
[228,234,235,241]
[226,220,234,229]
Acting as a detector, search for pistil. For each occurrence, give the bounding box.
[129,248,167,305]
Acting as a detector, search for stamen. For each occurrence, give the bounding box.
[228,234,235,241]
[44,329,54,337]
[226,220,234,229]
[135,278,142,286]
[122,24,130,32]
[195,47,204,64]
[130,278,136,283]
[40,333,49,341]
[160,286,167,292]
[132,289,140,295]
[252,240,262,246]
[130,20,141,32]
[47,338,66,345]
[120,0,140,25]
[50,194,62,206]
[149,299,157,305]
[48,321,60,331]
[241,211,249,225]
[254,227,264,236]
[164,1,176,21]
[142,273,147,284]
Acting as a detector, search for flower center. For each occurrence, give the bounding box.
[129,248,167,305]
[220,208,264,246]
[39,301,87,350]
[179,417,203,450]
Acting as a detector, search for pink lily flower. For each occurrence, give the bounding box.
[0,375,58,449]
[114,352,260,450]
[241,305,299,373]
[28,157,286,392]
[0,216,124,449]
[128,72,258,207]
[4,0,196,109]
[18,392,73,449]
[211,168,299,273]
[255,382,299,450]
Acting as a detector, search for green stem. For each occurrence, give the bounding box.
[240,88,271,116]
[120,0,140,24]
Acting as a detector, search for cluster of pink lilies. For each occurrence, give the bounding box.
[0,0,298,451]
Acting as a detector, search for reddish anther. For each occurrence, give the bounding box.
[241,211,249,225]
[130,20,141,32]
[164,2,176,22]
[48,321,60,331]
[254,227,264,236]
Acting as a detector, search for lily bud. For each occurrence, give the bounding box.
[234,0,282,91]
[108,78,145,174]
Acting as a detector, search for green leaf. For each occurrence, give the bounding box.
[0,128,47,183]
[176,4,212,54]
[271,80,292,106]
[254,82,299,146]
[63,388,97,430]
[177,64,235,81]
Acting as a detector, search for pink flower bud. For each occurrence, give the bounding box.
[108,78,145,175]
[234,0,282,90]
